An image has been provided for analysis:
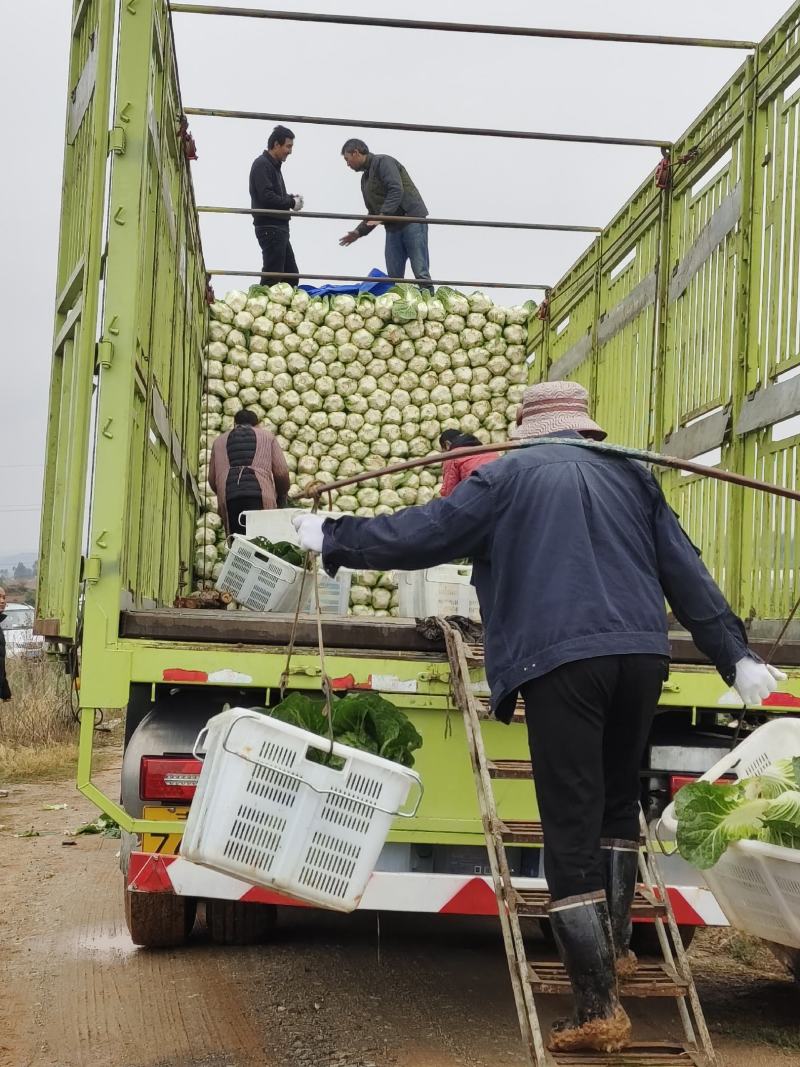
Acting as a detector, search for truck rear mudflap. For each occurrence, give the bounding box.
[126,851,725,925]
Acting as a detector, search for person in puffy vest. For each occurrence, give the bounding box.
[208,410,291,536]
[439,431,500,497]
[338,138,433,292]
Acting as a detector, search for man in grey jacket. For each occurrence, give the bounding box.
[338,139,433,292]
[292,380,786,1054]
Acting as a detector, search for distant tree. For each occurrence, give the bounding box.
[13,562,32,579]
[32,559,38,577]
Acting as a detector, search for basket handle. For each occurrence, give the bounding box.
[220,727,424,818]
[192,727,210,761]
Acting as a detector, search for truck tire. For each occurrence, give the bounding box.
[124,888,197,948]
[123,683,154,751]
[205,900,277,945]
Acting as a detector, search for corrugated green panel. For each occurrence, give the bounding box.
[37,0,115,638]
[80,0,205,700]
[595,200,661,448]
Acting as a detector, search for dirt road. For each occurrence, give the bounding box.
[1,760,798,1067]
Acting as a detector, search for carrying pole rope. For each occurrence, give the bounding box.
[278,498,336,753]
[299,436,800,505]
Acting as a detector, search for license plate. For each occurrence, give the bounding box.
[141,805,189,854]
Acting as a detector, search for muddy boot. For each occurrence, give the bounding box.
[547,890,631,1053]
[602,838,640,978]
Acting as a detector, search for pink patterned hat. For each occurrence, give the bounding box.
[510,381,606,441]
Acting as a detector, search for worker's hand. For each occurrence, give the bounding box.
[292,194,304,211]
[291,513,327,553]
[339,231,359,247]
[732,658,787,705]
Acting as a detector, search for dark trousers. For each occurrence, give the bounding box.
[226,492,264,536]
[255,226,299,286]
[520,654,668,902]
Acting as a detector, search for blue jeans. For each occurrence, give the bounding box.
[385,223,433,291]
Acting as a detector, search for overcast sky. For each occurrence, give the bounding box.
[0,0,792,558]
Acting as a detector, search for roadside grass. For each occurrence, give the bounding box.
[0,654,120,782]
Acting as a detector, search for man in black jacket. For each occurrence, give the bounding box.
[249,125,303,286]
[292,380,786,1054]
[338,139,432,292]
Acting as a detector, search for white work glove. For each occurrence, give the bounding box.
[732,658,787,705]
[291,512,326,553]
[292,194,304,211]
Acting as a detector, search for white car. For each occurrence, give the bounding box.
[1,602,44,657]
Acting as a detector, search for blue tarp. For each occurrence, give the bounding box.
[299,268,393,298]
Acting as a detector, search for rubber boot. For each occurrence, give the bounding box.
[602,838,640,978]
[547,890,631,1053]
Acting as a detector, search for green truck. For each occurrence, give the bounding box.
[38,0,800,948]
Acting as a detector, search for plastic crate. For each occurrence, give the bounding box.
[396,564,481,621]
[181,708,423,911]
[214,534,304,612]
[243,507,342,545]
[301,569,352,616]
[660,718,800,949]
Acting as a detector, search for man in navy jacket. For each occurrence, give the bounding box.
[292,380,785,1053]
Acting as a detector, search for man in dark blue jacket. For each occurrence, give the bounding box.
[249,125,303,286]
[293,380,785,1053]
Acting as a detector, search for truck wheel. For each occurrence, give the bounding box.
[205,900,277,945]
[124,888,197,948]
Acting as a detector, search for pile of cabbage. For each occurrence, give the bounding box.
[195,282,532,610]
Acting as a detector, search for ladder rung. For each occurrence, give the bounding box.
[551,1043,701,1065]
[501,819,546,844]
[489,759,533,779]
[514,886,665,919]
[528,960,688,998]
[476,696,526,723]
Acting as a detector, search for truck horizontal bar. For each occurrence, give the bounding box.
[207,269,549,291]
[185,107,669,149]
[197,205,602,235]
[170,6,756,50]
[301,438,800,504]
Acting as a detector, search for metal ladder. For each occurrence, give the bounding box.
[440,622,718,1067]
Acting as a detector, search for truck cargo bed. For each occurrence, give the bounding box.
[119,610,800,664]
[119,609,448,654]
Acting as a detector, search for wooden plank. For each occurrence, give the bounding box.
[662,406,730,459]
[735,374,800,434]
[119,608,448,653]
[548,332,592,381]
[669,183,742,304]
[597,271,657,346]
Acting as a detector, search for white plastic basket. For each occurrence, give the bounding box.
[215,534,304,612]
[243,507,342,545]
[181,708,423,912]
[301,569,352,616]
[660,717,800,949]
[396,564,481,621]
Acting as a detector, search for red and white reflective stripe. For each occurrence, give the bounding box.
[126,852,728,925]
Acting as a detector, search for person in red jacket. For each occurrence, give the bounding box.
[439,431,500,497]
